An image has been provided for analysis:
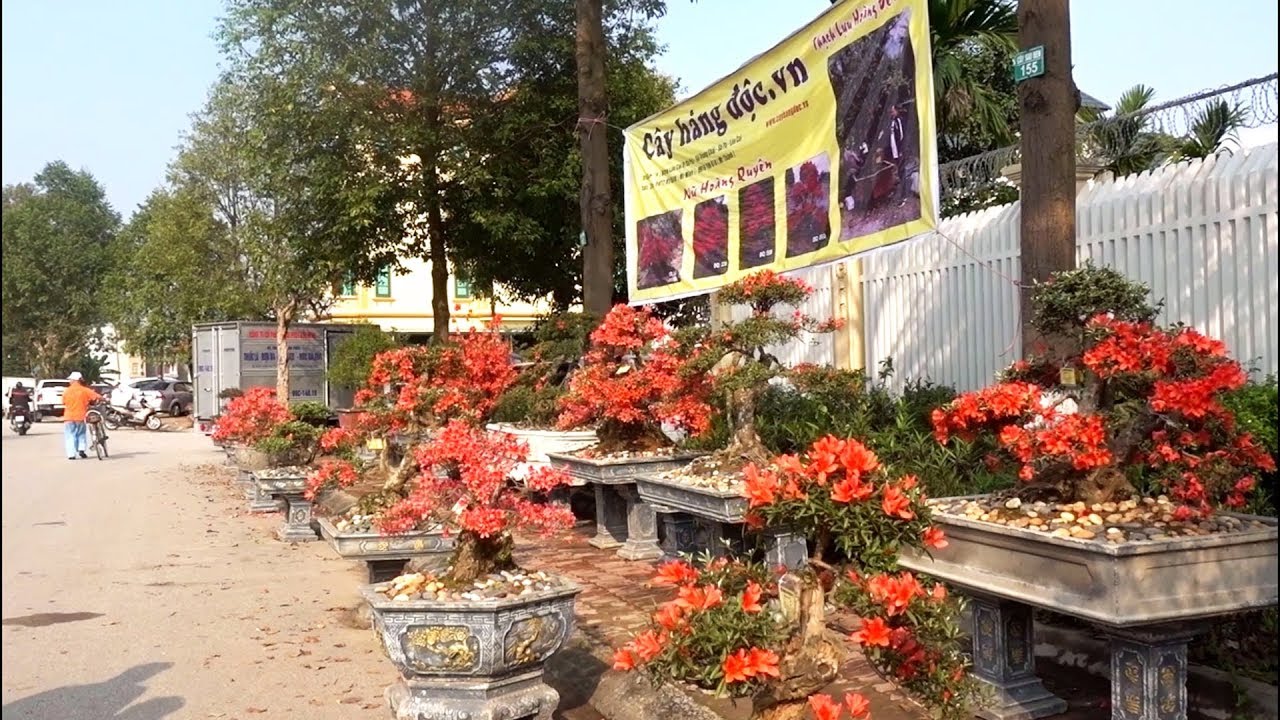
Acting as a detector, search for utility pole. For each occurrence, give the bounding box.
[1016,0,1079,355]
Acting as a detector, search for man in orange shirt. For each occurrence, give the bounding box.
[62,372,102,460]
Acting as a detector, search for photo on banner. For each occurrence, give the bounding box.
[623,0,938,304]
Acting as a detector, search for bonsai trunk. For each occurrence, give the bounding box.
[724,387,771,466]
[751,576,842,720]
[449,531,516,585]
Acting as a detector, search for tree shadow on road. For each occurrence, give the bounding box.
[2,662,184,720]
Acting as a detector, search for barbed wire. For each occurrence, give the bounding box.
[940,73,1279,199]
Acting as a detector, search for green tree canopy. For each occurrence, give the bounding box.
[2,162,120,377]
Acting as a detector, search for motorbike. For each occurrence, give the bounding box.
[100,397,163,432]
[8,406,32,435]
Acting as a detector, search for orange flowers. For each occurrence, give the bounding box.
[631,630,666,661]
[676,584,724,612]
[880,486,915,520]
[851,616,892,647]
[743,464,779,508]
[721,646,780,684]
[809,691,872,719]
[922,527,948,549]
[865,572,925,617]
[740,581,764,613]
[652,560,700,587]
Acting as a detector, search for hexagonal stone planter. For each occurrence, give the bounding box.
[317,517,455,583]
[252,470,319,543]
[547,451,702,561]
[361,578,580,720]
[900,495,1279,720]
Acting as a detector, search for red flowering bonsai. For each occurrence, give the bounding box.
[786,161,830,254]
[932,265,1274,514]
[373,420,576,584]
[212,387,320,464]
[691,270,842,472]
[740,179,776,267]
[616,437,979,719]
[637,212,683,289]
[557,304,713,454]
[693,198,730,278]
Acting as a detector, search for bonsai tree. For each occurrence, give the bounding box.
[694,270,842,470]
[328,323,400,393]
[932,265,1275,513]
[211,387,322,464]
[376,420,576,583]
[615,436,978,719]
[491,311,597,429]
[556,304,712,453]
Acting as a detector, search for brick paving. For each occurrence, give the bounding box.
[516,526,930,720]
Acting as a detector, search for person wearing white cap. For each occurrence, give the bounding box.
[61,372,103,460]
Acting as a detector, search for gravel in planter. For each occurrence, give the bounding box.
[378,570,573,603]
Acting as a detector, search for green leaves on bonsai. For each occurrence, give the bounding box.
[1028,262,1161,336]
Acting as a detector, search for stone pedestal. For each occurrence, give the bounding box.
[1106,624,1199,720]
[762,531,809,570]
[969,595,1066,720]
[658,513,699,560]
[386,670,558,720]
[276,495,318,543]
[587,483,628,549]
[615,485,662,561]
[248,481,283,513]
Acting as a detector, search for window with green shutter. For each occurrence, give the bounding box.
[339,273,356,297]
[375,266,392,297]
[455,274,472,299]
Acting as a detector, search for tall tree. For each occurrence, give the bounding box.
[219,0,518,342]
[2,162,119,377]
[931,0,1019,153]
[106,185,268,368]
[452,0,675,307]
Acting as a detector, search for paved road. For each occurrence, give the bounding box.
[1,420,390,719]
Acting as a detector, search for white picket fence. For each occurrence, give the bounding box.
[769,143,1279,391]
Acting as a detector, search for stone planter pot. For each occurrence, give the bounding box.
[318,517,455,583]
[899,494,1279,720]
[361,577,580,720]
[485,423,598,482]
[547,451,703,561]
[635,475,807,569]
[336,408,369,431]
[252,470,319,543]
[233,445,306,471]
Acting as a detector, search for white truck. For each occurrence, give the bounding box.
[191,321,357,432]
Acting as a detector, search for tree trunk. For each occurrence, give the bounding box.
[274,300,297,403]
[449,532,516,585]
[426,165,450,343]
[751,577,841,720]
[726,387,770,465]
[576,0,614,316]
[1017,0,1079,356]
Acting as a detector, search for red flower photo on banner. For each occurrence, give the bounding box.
[738,177,776,269]
[785,154,832,258]
[636,209,684,290]
[693,196,730,278]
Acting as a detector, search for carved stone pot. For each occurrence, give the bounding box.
[486,424,599,483]
[635,475,808,569]
[361,577,581,720]
[318,517,456,583]
[252,470,319,542]
[900,495,1278,720]
[547,451,703,561]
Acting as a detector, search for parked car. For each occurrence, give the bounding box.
[34,379,71,420]
[137,379,193,416]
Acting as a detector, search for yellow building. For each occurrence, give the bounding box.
[322,256,564,337]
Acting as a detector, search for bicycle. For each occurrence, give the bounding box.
[85,405,110,460]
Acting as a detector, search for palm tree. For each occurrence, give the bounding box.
[930,0,1019,148]
[1169,100,1247,161]
[1077,84,1176,177]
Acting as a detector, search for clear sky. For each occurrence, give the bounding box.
[3,0,1276,219]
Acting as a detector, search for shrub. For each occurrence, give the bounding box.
[328,324,400,391]
[211,387,291,445]
[291,401,332,426]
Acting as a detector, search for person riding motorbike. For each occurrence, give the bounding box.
[7,382,32,418]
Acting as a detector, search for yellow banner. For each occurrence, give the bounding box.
[624,0,937,303]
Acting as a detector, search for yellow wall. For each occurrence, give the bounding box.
[323,256,566,334]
